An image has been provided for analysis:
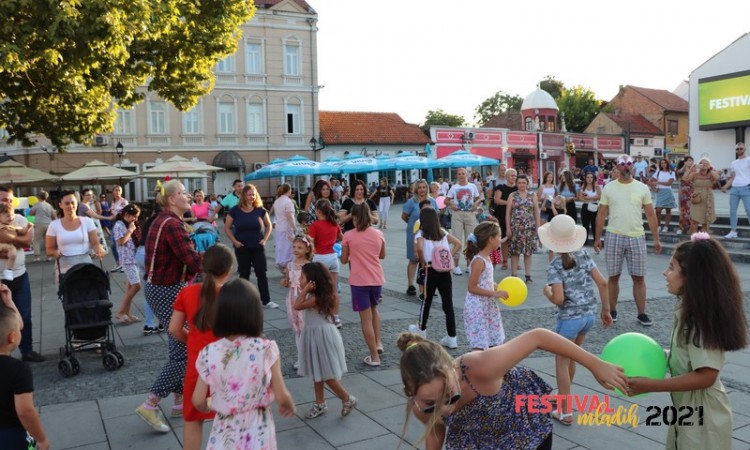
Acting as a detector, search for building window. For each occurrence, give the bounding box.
[285,103,301,134]
[218,102,236,134]
[283,43,300,76]
[149,101,167,134]
[183,104,202,134]
[216,55,235,74]
[114,109,134,135]
[247,102,265,134]
[667,119,678,136]
[245,42,262,74]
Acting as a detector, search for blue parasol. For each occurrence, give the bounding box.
[438,150,499,168]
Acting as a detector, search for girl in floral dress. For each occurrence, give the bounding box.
[675,157,694,235]
[280,235,313,367]
[194,279,295,450]
[463,222,509,350]
[506,175,540,283]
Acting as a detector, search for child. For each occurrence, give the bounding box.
[397,328,628,450]
[415,199,435,299]
[113,204,143,324]
[539,215,612,425]
[295,262,358,419]
[169,244,234,450]
[296,211,310,235]
[472,214,503,270]
[193,278,295,449]
[0,203,32,280]
[628,233,748,448]
[0,287,49,450]
[308,199,344,327]
[409,207,462,348]
[463,222,508,350]
[281,234,314,365]
[544,195,567,262]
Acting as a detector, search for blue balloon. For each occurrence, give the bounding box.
[333,243,342,257]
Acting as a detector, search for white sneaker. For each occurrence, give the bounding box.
[660,226,668,233]
[264,301,280,309]
[2,269,14,281]
[674,229,683,235]
[452,267,463,276]
[724,231,738,239]
[408,324,427,338]
[440,335,458,349]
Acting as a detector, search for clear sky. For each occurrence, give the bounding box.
[312,0,749,126]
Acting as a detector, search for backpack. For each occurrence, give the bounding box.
[430,235,454,272]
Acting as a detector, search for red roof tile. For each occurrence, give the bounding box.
[627,86,689,112]
[482,112,523,130]
[605,113,663,135]
[320,111,431,145]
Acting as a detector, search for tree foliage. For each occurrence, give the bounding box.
[0,0,256,148]
[556,86,603,133]
[539,75,564,101]
[421,109,466,133]
[474,91,523,126]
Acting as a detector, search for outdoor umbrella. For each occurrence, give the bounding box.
[59,160,138,182]
[438,150,500,168]
[390,152,448,170]
[0,160,57,186]
[331,155,387,174]
[245,158,287,181]
[140,171,210,179]
[244,156,339,181]
[142,155,223,175]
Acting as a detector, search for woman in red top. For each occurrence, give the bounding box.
[169,243,235,450]
[309,198,344,326]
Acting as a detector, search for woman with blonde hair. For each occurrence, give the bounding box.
[272,183,296,271]
[225,183,277,309]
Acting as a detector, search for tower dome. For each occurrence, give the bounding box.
[521,88,559,111]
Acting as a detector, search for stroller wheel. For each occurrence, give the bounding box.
[58,359,75,378]
[102,353,119,371]
[70,357,81,375]
[113,351,125,368]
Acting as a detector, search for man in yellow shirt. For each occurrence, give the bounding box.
[594,155,661,326]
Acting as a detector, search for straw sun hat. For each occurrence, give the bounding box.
[538,215,587,254]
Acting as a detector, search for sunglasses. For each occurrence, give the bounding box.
[414,392,461,414]
[737,147,746,151]
[617,161,633,167]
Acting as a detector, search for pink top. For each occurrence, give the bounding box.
[191,202,211,220]
[342,226,385,286]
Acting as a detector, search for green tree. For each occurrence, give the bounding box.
[556,86,603,132]
[421,109,466,133]
[539,75,564,100]
[0,0,256,148]
[473,91,523,126]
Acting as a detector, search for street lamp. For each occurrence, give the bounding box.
[115,141,125,160]
[309,136,326,153]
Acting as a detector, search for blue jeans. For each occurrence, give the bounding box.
[110,233,120,264]
[729,185,750,229]
[135,246,157,328]
[2,272,32,355]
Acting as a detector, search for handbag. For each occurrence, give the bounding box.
[691,192,702,204]
[587,201,599,212]
[439,210,452,229]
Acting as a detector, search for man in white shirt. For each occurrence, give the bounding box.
[721,142,750,239]
[594,155,661,327]
[633,155,648,181]
[437,177,449,196]
[445,168,481,274]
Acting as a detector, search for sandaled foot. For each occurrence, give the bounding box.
[363,355,381,367]
[552,411,573,426]
[341,395,358,416]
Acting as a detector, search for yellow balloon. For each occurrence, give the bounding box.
[28,196,39,207]
[12,197,19,208]
[413,219,420,233]
[497,276,528,307]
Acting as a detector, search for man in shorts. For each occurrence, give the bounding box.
[594,155,661,326]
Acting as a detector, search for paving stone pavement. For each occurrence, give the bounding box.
[16,195,750,449]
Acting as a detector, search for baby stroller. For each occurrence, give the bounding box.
[190,221,219,253]
[57,262,124,377]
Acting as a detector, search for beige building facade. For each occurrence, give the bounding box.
[1,0,321,200]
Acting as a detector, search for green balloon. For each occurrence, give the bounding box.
[601,332,667,396]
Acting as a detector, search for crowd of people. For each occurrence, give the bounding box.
[1,144,749,449]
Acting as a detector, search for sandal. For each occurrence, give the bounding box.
[552,411,574,426]
[341,395,358,416]
[501,263,508,270]
[363,356,381,367]
[376,345,384,354]
[127,315,142,323]
[525,275,533,283]
[115,314,132,324]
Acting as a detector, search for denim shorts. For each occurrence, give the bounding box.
[350,285,382,312]
[555,315,594,340]
[312,252,339,273]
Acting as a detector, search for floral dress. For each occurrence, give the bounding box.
[464,255,505,349]
[285,261,305,339]
[677,168,693,233]
[509,191,537,256]
[197,337,280,450]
